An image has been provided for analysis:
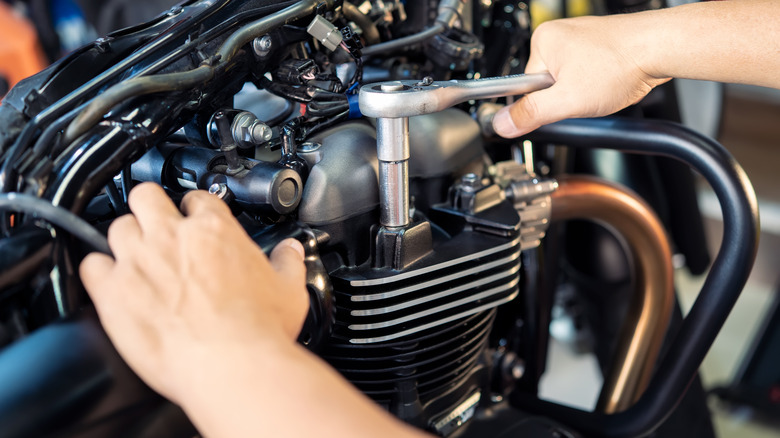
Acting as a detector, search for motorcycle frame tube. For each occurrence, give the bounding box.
[550,176,674,414]
[510,117,759,438]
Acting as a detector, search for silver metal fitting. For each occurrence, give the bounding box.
[459,173,482,192]
[494,160,557,251]
[306,15,343,51]
[436,0,466,29]
[208,183,229,199]
[232,111,272,148]
[252,35,273,57]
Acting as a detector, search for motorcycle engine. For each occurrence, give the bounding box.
[0,1,636,437]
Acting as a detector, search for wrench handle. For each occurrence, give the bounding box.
[442,72,555,108]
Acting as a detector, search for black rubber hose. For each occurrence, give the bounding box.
[510,117,760,438]
[361,24,444,57]
[63,65,215,144]
[0,194,111,256]
[342,2,381,45]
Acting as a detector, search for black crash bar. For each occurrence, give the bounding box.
[511,117,760,438]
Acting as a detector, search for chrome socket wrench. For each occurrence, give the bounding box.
[359,72,554,228]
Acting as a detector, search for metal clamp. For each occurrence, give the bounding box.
[359,73,554,228]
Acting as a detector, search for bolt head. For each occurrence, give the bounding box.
[253,36,273,56]
[232,112,270,147]
[208,183,228,199]
[251,123,273,142]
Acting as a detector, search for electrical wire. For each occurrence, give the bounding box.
[0,193,111,256]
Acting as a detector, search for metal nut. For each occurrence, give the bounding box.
[459,173,482,191]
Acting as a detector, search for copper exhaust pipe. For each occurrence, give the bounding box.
[550,176,675,414]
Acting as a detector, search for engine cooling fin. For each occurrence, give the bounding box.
[323,310,495,401]
[330,232,522,344]
[323,228,522,426]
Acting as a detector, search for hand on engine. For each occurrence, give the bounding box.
[79,182,309,404]
[79,183,427,438]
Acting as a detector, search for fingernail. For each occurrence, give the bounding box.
[492,107,520,138]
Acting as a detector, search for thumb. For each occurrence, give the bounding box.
[492,85,573,138]
[269,238,307,288]
[269,238,309,338]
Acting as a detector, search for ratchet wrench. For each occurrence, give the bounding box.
[358,73,554,228]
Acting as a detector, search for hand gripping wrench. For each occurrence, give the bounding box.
[359,73,554,228]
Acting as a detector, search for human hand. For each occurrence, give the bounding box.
[492,14,671,138]
[79,183,309,405]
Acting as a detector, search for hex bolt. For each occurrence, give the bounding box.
[232,112,272,148]
[459,173,482,191]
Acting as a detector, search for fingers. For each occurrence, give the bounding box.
[492,85,573,138]
[269,239,306,285]
[79,252,115,303]
[180,189,232,219]
[128,183,182,234]
[523,45,547,75]
[107,214,142,261]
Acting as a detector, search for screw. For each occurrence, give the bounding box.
[416,76,434,87]
[253,35,273,57]
[208,183,228,199]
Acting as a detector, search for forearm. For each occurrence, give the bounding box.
[630,0,780,88]
[179,340,430,438]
